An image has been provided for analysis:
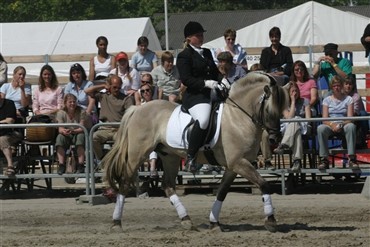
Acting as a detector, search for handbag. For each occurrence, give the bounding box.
[26,115,56,142]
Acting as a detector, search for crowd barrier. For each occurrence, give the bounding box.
[1,115,370,196]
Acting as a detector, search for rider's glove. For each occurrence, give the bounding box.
[204,80,218,89]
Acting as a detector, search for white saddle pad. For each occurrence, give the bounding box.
[166,104,224,149]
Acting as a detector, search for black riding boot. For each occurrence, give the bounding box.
[184,120,207,174]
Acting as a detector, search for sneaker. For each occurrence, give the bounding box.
[273,143,289,155]
[291,159,301,172]
[348,160,360,170]
[318,158,329,170]
[76,164,85,174]
[264,160,275,170]
[57,164,66,175]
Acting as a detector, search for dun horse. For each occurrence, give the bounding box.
[103,72,288,232]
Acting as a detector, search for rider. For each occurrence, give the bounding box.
[176,21,221,173]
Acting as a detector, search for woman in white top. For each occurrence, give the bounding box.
[0,66,31,120]
[213,28,248,71]
[109,51,140,96]
[89,36,116,81]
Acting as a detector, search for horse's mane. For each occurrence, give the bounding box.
[229,72,270,97]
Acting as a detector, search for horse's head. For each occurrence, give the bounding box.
[229,72,289,143]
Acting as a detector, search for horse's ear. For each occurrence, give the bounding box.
[263,85,271,98]
[265,73,277,87]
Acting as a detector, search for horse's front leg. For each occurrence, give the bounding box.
[110,179,130,232]
[232,159,277,233]
[209,169,237,231]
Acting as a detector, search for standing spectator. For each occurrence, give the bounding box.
[273,82,311,172]
[55,94,88,175]
[212,28,248,71]
[151,51,182,102]
[290,60,318,116]
[216,51,246,84]
[131,36,158,74]
[0,66,31,121]
[89,36,116,81]
[361,23,370,66]
[260,26,293,84]
[32,65,63,118]
[312,43,352,88]
[0,98,23,176]
[176,21,221,173]
[64,63,95,127]
[0,52,8,86]
[110,51,140,96]
[85,75,134,165]
[317,75,357,170]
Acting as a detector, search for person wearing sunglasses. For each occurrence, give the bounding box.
[135,73,154,105]
[212,28,248,71]
[290,60,318,117]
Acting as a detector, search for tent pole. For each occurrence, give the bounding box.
[164,0,169,50]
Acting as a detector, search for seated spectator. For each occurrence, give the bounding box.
[0,66,31,121]
[32,65,63,119]
[212,28,248,71]
[0,52,8,86]
[0,98,23,176]
[135,73,154,105]
[110,51,140,96]
[151,51,182,102]
[89,36,116,81]
[217,51,246,84]
[131,36,158,74]
[55,94,88,175]
[85,75,135,165]
[273,81,311,172]
[343,75,368,148]
[249,63,264,72]
[317,75,357,170]
[361,23,370,66]
[290,60,318,116]
[260,26,293,84]
[64,63,95,126]
[312,43,352,89]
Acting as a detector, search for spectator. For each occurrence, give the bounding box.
[290,60,318,116]
[131,36,158,74]
[0,52,8,86]
[135,73,154,105]
[176,21,221,173]
[64,63,95,127]
[0,66,31,121]
[89,36,116,81]
[361,23,370,66]
[110,51,140,96]
[312,43,352,88]
[260,27,293,84]
[249,63,264,72]
[32,65,63,118]
[212,28,248,71]
[55,94,88,175]
[217,51,246,84]
[317,75,357,170]
[151,51,182,102]
[0,98,23,176]
[85,75,135,165]
[273,81,311,172]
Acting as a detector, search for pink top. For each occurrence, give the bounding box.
[32,86,64,114]
[296,79,317,101]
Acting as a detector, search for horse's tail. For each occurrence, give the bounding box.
[102,106,137,192]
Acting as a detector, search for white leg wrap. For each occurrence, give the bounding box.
[209,199,223,223]
[262,194,274,217]
[113,194,125,221]
[169,194,187,219]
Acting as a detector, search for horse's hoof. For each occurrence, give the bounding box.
[110,220,123,233]
[209,222,223,232]
[181,215,197,231]
[264,215,278,233]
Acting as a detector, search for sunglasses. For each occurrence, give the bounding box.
[141,89,151,93]
[141,80,151,84]
[294,68,304,72]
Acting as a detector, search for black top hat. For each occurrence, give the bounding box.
[323,43,338,53]
[184,21,206,38]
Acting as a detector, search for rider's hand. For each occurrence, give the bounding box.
[221,78,231,89]
[204,80,218,89]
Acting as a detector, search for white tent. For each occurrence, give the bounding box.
[204,1,370,66]
[0,17,161,78]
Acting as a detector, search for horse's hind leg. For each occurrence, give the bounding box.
[232,159,277,233]
[209,169,237,231]
[160,154,195,230]
[111,179,130,232]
